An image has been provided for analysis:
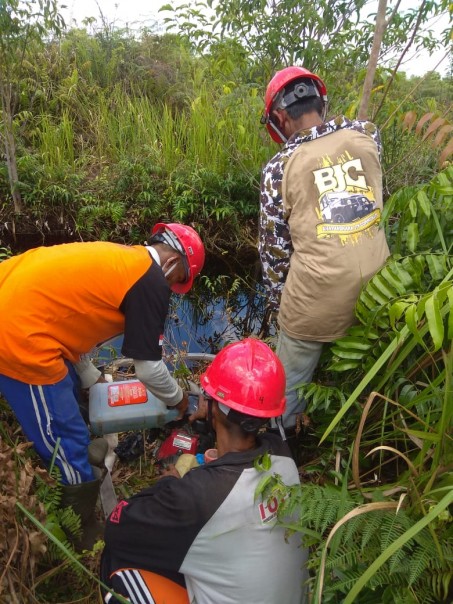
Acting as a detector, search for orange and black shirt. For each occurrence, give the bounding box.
[0,242,171,385]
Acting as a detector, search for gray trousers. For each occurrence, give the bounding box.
[273,329,323,429]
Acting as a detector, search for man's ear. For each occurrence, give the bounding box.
[162,254,181,280]
[272,108,286,129]
[163,254,179,270]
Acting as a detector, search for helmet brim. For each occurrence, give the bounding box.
[170,273,193,294]
[266,122,285,144]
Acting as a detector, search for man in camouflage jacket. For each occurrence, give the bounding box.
[259,67,390,436]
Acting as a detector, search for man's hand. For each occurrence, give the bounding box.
[171,391,189,420]
[158,463,181,479]
[188,394,208,423]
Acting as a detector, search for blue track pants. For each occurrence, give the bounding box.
[0,363,94,484]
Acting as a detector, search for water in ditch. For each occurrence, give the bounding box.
[93,251,274,369]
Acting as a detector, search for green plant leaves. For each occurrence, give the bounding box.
[343,489,453,604]
[254,451,272,473]
[323,260,452,445]
[425,288,444,351]
[385,167,453,256]
[407,222,419,252]
[417,190,431,217]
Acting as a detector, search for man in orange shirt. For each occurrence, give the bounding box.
[0,223,204,544]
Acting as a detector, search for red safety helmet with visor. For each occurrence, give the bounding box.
[200,338,286,418]
[261,66,328,143]
[151,223,205,294]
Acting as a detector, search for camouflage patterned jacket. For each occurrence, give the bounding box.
[258,115,382,313]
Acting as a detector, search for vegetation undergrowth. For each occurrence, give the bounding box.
[0,3,451,255]
[264,166,453,603]
[0,401,100,602]
[0,1,452,601]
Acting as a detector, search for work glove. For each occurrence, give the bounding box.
[74,355,103,388]
[175,454,199,477]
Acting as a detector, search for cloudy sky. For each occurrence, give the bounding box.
[60,0,166,29]
[58,0,450,77]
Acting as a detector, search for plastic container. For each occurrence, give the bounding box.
[89,380,179,436]
[204,448,218,463]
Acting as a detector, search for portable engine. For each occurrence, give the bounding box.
[152,412,215,470]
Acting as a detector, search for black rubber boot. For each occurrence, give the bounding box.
[60,473,104,551]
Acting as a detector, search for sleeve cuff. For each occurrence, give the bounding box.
[74,356,102,389]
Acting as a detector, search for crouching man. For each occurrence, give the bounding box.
[100,338,308,603]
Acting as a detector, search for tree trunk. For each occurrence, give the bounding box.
[357,0,388,120]
[0,79,23,215]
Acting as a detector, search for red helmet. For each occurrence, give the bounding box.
[151,223,205,294]
[262,66,328,143]
[200,338,286,418]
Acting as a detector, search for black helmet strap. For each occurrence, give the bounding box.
[275,78,321,110]
[218,401,268,433]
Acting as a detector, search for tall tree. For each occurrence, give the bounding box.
[0,0,64,215]
[358,0,388,120]
[162,0,451,93]
[162,0,368,76]
[358,0,450,120]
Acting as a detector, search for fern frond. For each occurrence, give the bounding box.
[327,568,363,593]
[330,254,452,376]
[325,546,371,571]
[407,545,436,586]
[360,510,385,549]
[298,382,347,413]
[388,542,407,574]
[304,486,355,534]
[402,111,453,168]
[367,567,408,590]
[383,167,453,255]
[276,483,362,537]
[379,510,411,551]
[57,506,82,538]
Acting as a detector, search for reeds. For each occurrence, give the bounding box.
[33,82,269,179]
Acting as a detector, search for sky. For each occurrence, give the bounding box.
[58,0,450,77]
[60,0,166,30]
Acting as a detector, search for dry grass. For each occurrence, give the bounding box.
[0,420,50,602]
[0,409,103,603]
